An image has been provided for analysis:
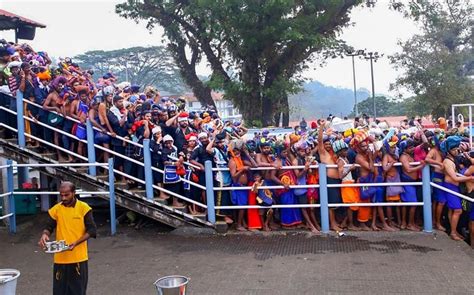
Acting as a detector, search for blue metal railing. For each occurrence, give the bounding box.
[1,91,473,234]
[0,93,208,213]
[0,161,116,235]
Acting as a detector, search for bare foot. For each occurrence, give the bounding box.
[224,216,234,224]
[435,224,446,232]
[348,225,360,231]
[172,202,185,207]
[400,223,407,230]
[262,225,271,232]
[314,224,321,231]
[382,225,396,232]
[236,226,247,232]
[248,228,259,232]
[390,223,401,229]
[371,225,380,231]
[450,234,464,241]
[406,225,421,231]
[359,224,371,231]
[331,225,343,232]
[269,223,280,230]
[310,227,320,235]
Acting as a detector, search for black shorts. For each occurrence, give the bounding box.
[53,261,88,295]
[327,177,342,204]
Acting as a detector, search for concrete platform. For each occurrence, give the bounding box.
[1,215,472,295]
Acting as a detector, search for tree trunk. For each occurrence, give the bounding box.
[273,112,281,127]
[168,38,216,110]
[282,95,290,127]
[239,58,264,126]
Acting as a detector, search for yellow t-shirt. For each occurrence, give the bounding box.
[48,200,92,264]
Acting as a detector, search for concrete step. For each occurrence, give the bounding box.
[171,205,188,213]
[40,152,57,160]
[95,174,109,181]
[75,167,89,174]
[154,198,168,205]
[129,189,146,196]
[6,138,18,144]
[191,214,207,221]
[115,181,128,189]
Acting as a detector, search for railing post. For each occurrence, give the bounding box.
[204,160,216,224]
[422,165,433,233]
[86,119,96,176]
[16,91,25,147]
[143,139,154,200]
[6,160,16,234]
[318,163,330,234]
[15,91,29,187]
[108,157,116,235]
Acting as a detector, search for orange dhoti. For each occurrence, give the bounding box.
[341,180,360,211]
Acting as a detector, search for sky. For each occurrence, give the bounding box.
[1,0,420,96]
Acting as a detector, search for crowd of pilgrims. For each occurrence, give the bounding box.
[0,40,473,242]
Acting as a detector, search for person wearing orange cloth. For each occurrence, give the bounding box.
[351,131,375,231]
[228,139,258,231]
[333,139,360,230]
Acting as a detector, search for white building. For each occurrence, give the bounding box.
[183,92,242,120]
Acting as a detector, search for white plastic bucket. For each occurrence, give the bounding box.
[0,269,20,295]
[154,275,189,295]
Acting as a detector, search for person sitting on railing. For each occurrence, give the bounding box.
[440,136,474,241]
[399,139,425,231]
[333,139,360,231]
[318,120,343,232]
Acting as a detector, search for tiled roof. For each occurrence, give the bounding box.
[0,9,46,31]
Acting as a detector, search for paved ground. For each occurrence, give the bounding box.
[1,214,473,295]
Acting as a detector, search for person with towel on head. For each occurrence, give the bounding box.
[440,136,474,240]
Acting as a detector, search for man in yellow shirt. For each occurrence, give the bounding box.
[38,182,97,295]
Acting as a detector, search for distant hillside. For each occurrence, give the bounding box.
[289,81,371,121]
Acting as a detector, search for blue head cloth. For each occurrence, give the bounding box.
[129,95,138,104]
[440,136,462,154]
[399,138,414,155]
[246,140,257,153]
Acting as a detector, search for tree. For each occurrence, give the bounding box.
[349,96,410,118]
[74,46,188,94]
[116,0,365,126]
[390,0,474,118]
